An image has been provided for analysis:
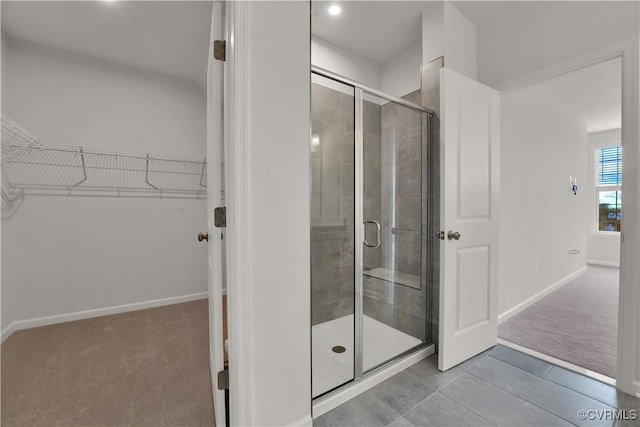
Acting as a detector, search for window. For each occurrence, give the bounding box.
[595,145,621,232]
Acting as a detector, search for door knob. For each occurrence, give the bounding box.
[198,232,209,242]
[447,230,461,241]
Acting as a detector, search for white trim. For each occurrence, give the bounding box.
[1,323,16,343]
[617,36,640,396]
[312,345,434,417]
[288,415,313,427]
[207,2,226,425]
[589,128,622,144]
[225,1,253,426]
[590,232,622,239]
[498,339,616,387]
[0,292,208,343]
[498,266,588,324]
[586,259,621,268]
[496,39,633,94]
[635,380,640,398]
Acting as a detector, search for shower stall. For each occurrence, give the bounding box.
[311,67,434,398]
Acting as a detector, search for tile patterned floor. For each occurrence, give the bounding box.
[313,345,640,427]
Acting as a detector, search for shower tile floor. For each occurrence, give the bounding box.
[313,314,422,397]
[313,345,640,427]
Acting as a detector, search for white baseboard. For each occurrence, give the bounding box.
[586,259,620,268]
[635,380,640,398]
[498,266,588,324]
[312,345,435,417]
[1,323,16,344]
[1,292,208,343]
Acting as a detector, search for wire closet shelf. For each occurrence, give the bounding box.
[1,115,207,199]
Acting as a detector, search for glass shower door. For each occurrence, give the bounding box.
[311,70,431,399]
[310,74,355,398]
[360,91,428,372]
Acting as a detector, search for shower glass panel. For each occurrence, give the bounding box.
[361,91,427,373]
[311,74,356,398]
[310,70,431,400]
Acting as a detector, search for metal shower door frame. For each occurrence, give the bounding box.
[311,65,434,390]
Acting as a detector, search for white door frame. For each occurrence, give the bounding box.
[496,37,640,396]
[206,2,227,425]
[222,1,253,425]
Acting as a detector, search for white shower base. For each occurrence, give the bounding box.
[312,314,422,397]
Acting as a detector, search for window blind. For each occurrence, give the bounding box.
[597,145,622,186]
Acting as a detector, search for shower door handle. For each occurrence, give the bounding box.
[364,220,381,248]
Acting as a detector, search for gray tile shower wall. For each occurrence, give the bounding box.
[311,83,355,325]
[363,100,383,271]
[363,89,429,341]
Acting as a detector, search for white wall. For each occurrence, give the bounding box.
[444,2,477,80]
[1,36,207,332]
[239,2,311,425]
[421,2,477,80]
[474,1,640,88]
[499,84,588,315]
[587,129,621,266]
[312,38,381,90]
[422,3,444,64]
[380,43,421,97]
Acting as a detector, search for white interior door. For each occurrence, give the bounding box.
[206,1,226,425]
[438,68,500,371]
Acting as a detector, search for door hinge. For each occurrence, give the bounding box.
[214,207,226,228]
[213,40,226,62]
[217,368,229,390]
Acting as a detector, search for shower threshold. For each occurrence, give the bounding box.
[312,314,422,397]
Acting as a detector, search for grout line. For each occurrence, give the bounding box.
[368,391,405,422]
[520,398,581,427]
[497,343,621,409]
[498,400,525,427]
[492,344,554,377]
[486,351,549,381]
[398,386,438,417]
[521,369,545,401]
[541,373,621,409]
[464,369,527,402]
[321,414,334,427]
[433,390,496,426]
[498,340,615,386]
[401,361,459,393]
[522,388,581,427]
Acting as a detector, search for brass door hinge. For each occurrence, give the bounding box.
[214,40,226,62]
[217,368,229,390]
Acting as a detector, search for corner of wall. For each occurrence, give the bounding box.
[444,1,477,80]
[421,3,444,65]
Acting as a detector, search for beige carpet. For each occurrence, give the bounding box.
[1,300,215,426]
[499,265,619,378]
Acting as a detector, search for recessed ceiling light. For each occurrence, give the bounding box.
[328,5,342,16]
